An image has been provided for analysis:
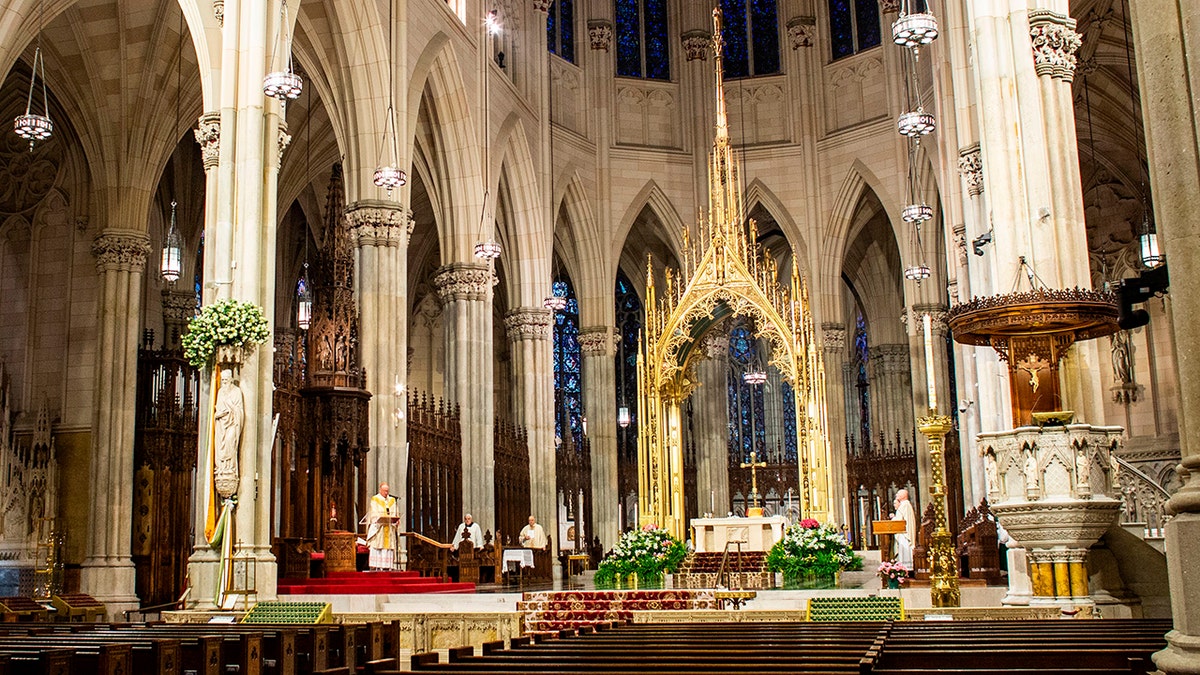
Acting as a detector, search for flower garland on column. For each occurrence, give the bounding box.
[182,299,271,607]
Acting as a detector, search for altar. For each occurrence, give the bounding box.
[691,515,787,553]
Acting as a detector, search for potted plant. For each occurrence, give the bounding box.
[766,519,857,588]
[878,560,911,589]
[594,524,687,589]
[182,298,272,369]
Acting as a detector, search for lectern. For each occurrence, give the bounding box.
[872,520,907,563]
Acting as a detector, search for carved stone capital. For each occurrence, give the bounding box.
[578,326,617,357]
[681,30,711,61]
[1029,10,1082,82]
[958,143,983,197]
[913,303,950,336]
[588,20,613,52]
[504,308,552,342]
[277,121,292,170]
[700,332,729,359]
[93,230,152,274]
[879,0,901,14]
[786,17,816,49]
[345,201,414,248]
[213,0,224,26]
[194,112,221,171]
[162,289,197,323]
[821,322,847,353]
[433,263,495,303]
[870,343,910,373]
[531,0,552,12]
[952,224,968,268]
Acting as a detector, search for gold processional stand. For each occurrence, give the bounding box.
[635,8,833,540]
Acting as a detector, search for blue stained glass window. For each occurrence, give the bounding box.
[855,0,880,51]
[829,0,854,60]
[616,0,669,79]
[730,326,754,363]
[615,271,643,503]
[553,274,583,446]
[854,312,870,446]
[721,0,750,79]
[781,381,798,462]
[830,0,881,60]
[560,0,575,62]
[644,0,669,80]
[750,0,780,75]
[616,0,642,77]
[547,1,576,62]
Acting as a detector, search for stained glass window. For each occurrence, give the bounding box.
[854,311,870,447]
[553,276,583,447]
[615,272,643,506]
[829,0,880,60]
[720,0,779,78]
[780,381,798,463]
[727,325,766,461]
[615,0,670,80]
[547,0,576,63]
[194,231,204,313]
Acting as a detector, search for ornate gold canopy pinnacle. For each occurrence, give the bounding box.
[634,8,833,536]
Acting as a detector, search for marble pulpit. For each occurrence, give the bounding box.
[691,515,787,553]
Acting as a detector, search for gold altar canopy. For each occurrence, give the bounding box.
[636,9,832,540]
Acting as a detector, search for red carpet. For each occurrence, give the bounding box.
[277,571,475,595]
[519,589,718,633]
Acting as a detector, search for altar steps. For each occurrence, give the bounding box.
[277,570,476,595]
[519,589,718,634]
[674,551,776,589]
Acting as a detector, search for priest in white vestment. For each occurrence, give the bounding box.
[452,514,484,549]
[891,489,917,569]
[366,483,399,570]
[519,515,548,549]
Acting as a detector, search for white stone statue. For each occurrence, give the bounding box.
[1023,448,1039,495]
[213,368,244,499]
[1075,448,1091,488]
[984,450,999,495]
[1109,452,1121,489]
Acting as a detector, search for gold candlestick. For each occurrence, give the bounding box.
[918,413,960,607]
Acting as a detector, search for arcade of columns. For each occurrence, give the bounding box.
[7,0,1193,669]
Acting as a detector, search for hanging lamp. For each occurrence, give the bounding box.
[264,1,303,100]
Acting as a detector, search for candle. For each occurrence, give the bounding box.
[842,497,849,527]
[711,490,715,514]
[923,313,937,413]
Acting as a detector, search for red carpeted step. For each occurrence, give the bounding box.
[277,570,475,594]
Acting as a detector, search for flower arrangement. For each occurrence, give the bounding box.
[594,524,687,588]
[878,560,910,586]
[181,299,272,368]
[766,519,856,583]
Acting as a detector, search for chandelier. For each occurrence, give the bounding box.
[263,1,303,100]
[473,9,504,260]
[13,39,53,147]
[296,263,312,330]
[904,264,931,281]
[903,203,933,224]
[474,238,502,260]
[544,279,568,311]
[374,0,407,194]
[161,201,183,283]
[897,109,936,137]
[743,370,767,385]
[892,11,939,49]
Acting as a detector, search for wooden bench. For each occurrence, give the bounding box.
[50,595,105,623]
[0,599,50,623]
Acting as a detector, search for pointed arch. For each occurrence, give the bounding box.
[743,178,809,272]
[613,179,687,265]
[408,34,483,262]
[493,114,546,308]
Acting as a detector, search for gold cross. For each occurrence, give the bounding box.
[739,450,768,510]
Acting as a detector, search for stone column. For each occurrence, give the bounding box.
[434,263,495,529]
[1126,1,1200,671]
[694,332,730,517]
[869,344,912,442]
[81,231,150,615]
[504,308,556,557]
[964,2,1103,426]
[579,326,618,549]
[821,323,849,525]
[348,202,413,528]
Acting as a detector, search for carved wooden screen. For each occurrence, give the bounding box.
[556,424,594,553]
[132,343,199,606]
[407,391,462,542]
[846,430,918,549]
[493,417,531,545]
[272,329,305,538]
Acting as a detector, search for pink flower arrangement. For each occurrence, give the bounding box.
[878,560,910,584]
[799,518,820,529]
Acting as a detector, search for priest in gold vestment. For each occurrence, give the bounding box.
[366,483,399,570]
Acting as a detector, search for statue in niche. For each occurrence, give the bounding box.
[1023,447,1039,495]
[213,368,245,499]
[983,449,999,495]
[1110,452,1121,490]
[1076,448,1091,488]
[1111,331,1134,385]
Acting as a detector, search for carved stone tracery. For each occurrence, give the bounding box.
[588,20,613,52]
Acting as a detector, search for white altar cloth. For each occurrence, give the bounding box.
[691,515,787,553]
